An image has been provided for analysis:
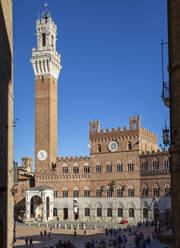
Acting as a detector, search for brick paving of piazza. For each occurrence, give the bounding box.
[13,224,171,248]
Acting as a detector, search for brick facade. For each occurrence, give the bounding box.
[23,11,171,224]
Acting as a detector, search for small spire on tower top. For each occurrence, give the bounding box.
[41,2,51,20]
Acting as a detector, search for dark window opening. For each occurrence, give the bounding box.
[128,142,132,150]
[42,33,46,47]
[97,144,101,152]
[85,208,90,217]
[118,208,123,217]
[129,208,134,217]
[107,208,112,217]
[97,208,102,217]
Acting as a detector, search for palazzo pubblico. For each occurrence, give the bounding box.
[14,11,171,225]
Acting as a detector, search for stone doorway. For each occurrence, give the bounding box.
[63,208,68,220]
[154,208,160,224]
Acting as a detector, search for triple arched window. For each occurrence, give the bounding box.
[84,186,90,197]
[62,187,68,198]
[106,186,113,197]
[96,186,102,197]
[141,160,148,171]
[153,184,159,197]
[164,158,169,170]
[96,162,101,173]
[165,184,171,196]
[62,164,68,174]
[106,162,112,173]
[152,159,159,170]
[117,186,123,197]
[84,163,90,173]
[73,187,79,198]
[128,185,134,197]
[142,184,148,197]
[128,160,134,172]
[117,161,123,172]
[73,163,79,174]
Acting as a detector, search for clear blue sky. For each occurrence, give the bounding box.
[13,0,169,168]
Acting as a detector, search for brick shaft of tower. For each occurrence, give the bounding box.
[31,11,62,174]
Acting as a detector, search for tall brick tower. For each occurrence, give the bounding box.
[31,11,61,174]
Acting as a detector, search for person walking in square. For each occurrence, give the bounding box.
[122,235,127,248]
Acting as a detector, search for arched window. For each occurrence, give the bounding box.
[164,158,169,170]
[73,187,79,198]
[106,162,112,173]
[73,163,79,174]
[84,187,90,197]
[85,208,90,217]
[107,186,112,197]
[97,144,101,152]
[152,159,159,170]
[117,187,123,197]
[97,208,102,217]
[143,208,148,218]
[128,142,132,150]
[118,208,123,217]
[62,164,68,174]
[117,161,123,172]
[153,184,160,197]
[165,184,171,196]
[62,187,68,198]
[142,185,148,197]
[84,163,90,173]
[128,160,134,172]
[42,33,46,47]
[128,185,134,197]
[96,186,102,197]
[129,208,134,217]
[141,160,148,171]
[96,163,101,173]
[107,208,112,217]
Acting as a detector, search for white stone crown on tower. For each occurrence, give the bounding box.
[31,11,62,80]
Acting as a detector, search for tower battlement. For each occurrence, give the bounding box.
[57,155,90,162]
[89,116,141,136]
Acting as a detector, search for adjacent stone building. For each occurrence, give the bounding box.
[14,158,34,219]
[167,0,180,247]
[0,0,14,247]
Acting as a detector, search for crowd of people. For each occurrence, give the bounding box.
[23,224,167,248]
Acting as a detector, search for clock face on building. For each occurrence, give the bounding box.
[37,150,48,161]
[108,141,119,152]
